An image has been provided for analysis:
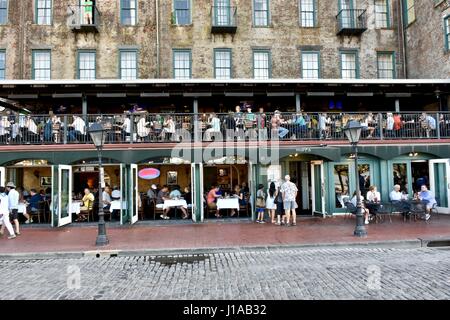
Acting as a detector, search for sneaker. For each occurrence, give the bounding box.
[275,222,281,226]
[164,216,170,220]
[7,235,16,240]
[25,220,30,224]
[160,214,165,219]
[259,220,266,224]
[425,214,431,221]
[365,220,369,225]
[15,231,20,235]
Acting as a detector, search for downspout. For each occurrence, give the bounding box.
[155,0,160,78]
[18,0,26,78]
[398,0,408,78]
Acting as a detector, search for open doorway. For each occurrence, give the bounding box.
[411,161,429,194]
[289,161,312,215]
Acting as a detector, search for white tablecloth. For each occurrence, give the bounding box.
[17,203,27,213]
[110,200,127,210]
[69,202,81,214]
[217,198,240,211]
[163,199,188,210]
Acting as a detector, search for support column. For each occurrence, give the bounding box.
[395,99,400,112]
[193,99,200,143]
[296,94,301,112]
[82,95,88,116]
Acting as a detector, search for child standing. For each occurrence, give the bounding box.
[256,184,266,223]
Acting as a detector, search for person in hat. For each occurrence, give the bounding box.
[0,186,16,239]
[5,182,20,235]
[147,184,157,203]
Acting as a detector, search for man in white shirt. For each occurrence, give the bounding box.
[0,186,16,239]
[366,186,381,218]
[25,115,39,142]
[6,182,20,235]
[389,184,411,217]
[68,115,86,141]
[121,115,131,141]
[280,175,298,226]
[102,186,112,212]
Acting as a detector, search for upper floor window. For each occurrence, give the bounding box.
[35,0,52,25]
[253,0,269,27]
[0,50,5,80]
[253,50,271,79]
[377,52,395,79]
[403,0,415,26]
[32,50,51,80]
[301,51,320,79]
[340,51,359,79]
[78,51,96,80]
[173,49,191,79]
[0,0,8,24]
[375,0,390,28]
[445,16,450,52]
[299,0,317,27]
[121,0,137,25]
[214,49,232,80]
[120,50,137,80]
[173,0,191,25]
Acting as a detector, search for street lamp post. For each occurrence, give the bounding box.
[89,122,109,246]
[344,120,367,237]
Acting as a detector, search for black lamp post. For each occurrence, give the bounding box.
[344,120,367,237]
[89,122,109,246]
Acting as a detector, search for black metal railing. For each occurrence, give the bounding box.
[336,9,367,35]
[0,112,447,146]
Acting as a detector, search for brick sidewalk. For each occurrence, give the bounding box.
[1,215,450,255]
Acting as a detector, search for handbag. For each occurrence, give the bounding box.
[256,197,266,208]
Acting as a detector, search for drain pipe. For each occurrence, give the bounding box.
[18,0,26,78]
[155,0,160,78]
[398,0,408,78]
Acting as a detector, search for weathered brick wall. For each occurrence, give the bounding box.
[404,0,450,79]
[0,0,401,80]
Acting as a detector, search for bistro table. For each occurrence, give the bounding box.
[406,199,428,221]
[110,200,127,211]
[69,201,81,215]
[163,199,188,210]
[17,202,28,214]
[217,197,240,211]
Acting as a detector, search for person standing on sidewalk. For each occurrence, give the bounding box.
[255,184,266,224]
[266,182,277,224]
[280,175,298,226]
[0,186,16,239]
[6,182,20,235]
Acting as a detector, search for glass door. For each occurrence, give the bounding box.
[311,161,326,217]
[191,163,204,222]
[390,162,411,196]
[120,164,129,225]
[215,0,230,26]
[51,165,72,227]
[0,166,5,187]
[429,159,450,213]
[340,0,354,28]
[129,164,138,224]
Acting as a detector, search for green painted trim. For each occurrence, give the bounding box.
[0,49,5,80]
[214,0,231,26]
[32,49,51,80]
[172,48,192,79]
[339,49,359,79]
[402,0,416,27]
[120,0,137,26]
[213,48,232,79]
[374,0,391,28]
[300,50,320,79]
[444,15,450,52]
[0,0,8,25]
[253,0,270,27]
[377,51,396,79]
[119,49,138,80]
[35,0,52,25]
[76,50,96,80]
[299,0,318,27]
[252,49,271,79]
[173,0,192,25]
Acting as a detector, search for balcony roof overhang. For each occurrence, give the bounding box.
[0,79,448,98]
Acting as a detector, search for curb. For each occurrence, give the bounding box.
[0,238,423,260]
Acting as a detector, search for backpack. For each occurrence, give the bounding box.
[275,189,283,203]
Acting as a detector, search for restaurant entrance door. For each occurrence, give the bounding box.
[429,159,450,214]
[51,165,73,227]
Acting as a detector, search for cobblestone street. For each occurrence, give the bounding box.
[1,247,450,300]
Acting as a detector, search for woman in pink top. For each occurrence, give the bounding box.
[207,185,222,218]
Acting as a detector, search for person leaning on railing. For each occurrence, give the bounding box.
[0,115,11,144]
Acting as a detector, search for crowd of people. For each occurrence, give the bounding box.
[0,106,446,144]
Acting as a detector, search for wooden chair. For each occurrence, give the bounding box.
[29,201,46,223]
[79,199,94,222]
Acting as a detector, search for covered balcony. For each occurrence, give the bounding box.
[211,6,237,34]
[67,4,100,33]
[336,9,367,36]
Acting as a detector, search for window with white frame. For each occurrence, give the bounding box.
[120,50,137,80]
[301,52,319,79]
[0,0,8,24]
[375,0,389,28]
[36,0,52,25]
[253,50,270,80]
[0,50,5,80]
[299,0,317,27]
[121,0,137,25]
[32,50,51,80]
[253,0,269,26]
[174,0,191,25]
[214,49,231,80]
[377,52,395,79]
[173,50,191,79]
[340,51,358,79]
[78,51,96,80]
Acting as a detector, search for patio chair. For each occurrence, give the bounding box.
[344,201,357,219]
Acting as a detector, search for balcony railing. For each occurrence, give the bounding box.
[336,9,367,35]
[0,112,447,146]
[211,6,237,34]
[67,4,100,32]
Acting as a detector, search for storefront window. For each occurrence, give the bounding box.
[334,164,349,208]
[393,163,408,193]
[358,164,371,196]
